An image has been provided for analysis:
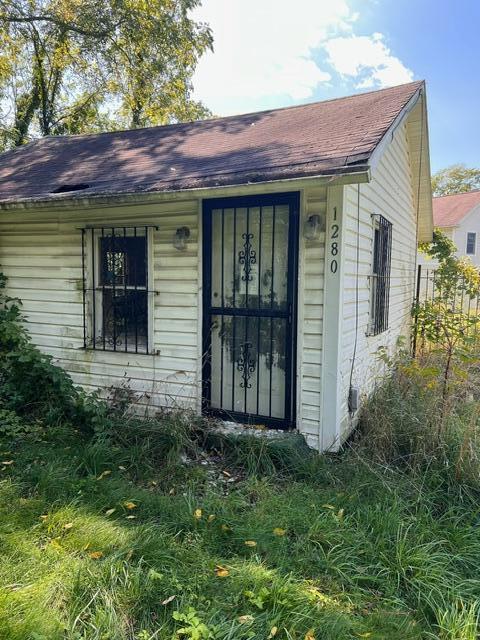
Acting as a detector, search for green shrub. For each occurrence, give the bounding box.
[0,407,30,438]
[0,272,96,429]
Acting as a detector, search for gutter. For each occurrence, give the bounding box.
[0,165,371,212]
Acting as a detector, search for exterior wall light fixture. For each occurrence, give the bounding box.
[304,214,321,240]
[173,226,190,251]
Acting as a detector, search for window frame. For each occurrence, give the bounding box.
[81,225,156,354]
[466,232,476,256]
[368,214,392,337]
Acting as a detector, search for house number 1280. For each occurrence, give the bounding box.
[330,207,339,273]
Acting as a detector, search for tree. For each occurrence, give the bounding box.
[415,231,480,404]
[0,0,212,148]
[431,164,480,197]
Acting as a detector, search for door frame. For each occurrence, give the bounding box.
[201,191,300,430]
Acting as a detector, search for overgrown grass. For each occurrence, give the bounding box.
[0,411,479,640]
[1,275,480,639]
[359,346,480,486]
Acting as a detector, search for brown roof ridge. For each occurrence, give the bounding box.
[8,79,425,147]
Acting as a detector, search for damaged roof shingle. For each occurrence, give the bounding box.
[0,81,424,205]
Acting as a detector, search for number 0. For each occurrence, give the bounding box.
[330,259,338,273]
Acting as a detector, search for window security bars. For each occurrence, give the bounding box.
[81,226,156,354]
[369,214,392,336]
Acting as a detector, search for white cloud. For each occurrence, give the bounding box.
[323,32,414,89]
[192,1,414,115]
[192,0,354,113]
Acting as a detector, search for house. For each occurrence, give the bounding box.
[0,81,433,451]
[424,190,480,266]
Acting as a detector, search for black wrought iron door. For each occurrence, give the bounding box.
[202,193,299,429]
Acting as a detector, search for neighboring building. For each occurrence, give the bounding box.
[422,190,480,266]
[0,81,432,451]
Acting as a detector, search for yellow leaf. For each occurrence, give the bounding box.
[63,522,73,530]
[118,465,126,470]
[124,501,137,510]
[273,527,286,536]
[194,509,202,520]
[337,508,345,520]
[268,626,278,638]
[305,630,316,640]
[322,504,335,510]
[105,508,116,517]
[89,551,103,560]
[208,514,216,522]
[97,470,111,480]
[221,524,231,532]
[2,460,13,466]
[244,540,257,547]
[215,565,229,578]
[126,515,136,519]
[357,634,372,638]
[161,595,176,605]
[238,615,254,624]
[39,515,48,520]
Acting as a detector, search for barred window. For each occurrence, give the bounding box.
[368,214,392,336]
[81,226,156,354]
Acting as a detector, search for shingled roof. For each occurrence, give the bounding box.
[0,80,424,205]
[433,190,480,227]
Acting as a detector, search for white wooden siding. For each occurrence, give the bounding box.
[0,188,325,443]
[450,206,480,266]
[338,121,417,440]
[298,186,326,448]
[0,200,201,411]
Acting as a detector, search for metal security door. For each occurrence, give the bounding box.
[202,192,299,429]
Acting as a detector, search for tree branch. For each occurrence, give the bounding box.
[1,13,120,39]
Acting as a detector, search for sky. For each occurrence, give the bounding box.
[192,0,480,173]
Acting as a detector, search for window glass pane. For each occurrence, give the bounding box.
[467,233,476,255]
[370,216,392,335]
[373,228,380,274]
[209,314,286,420]
[100,289,148,353]
[210,206,290,312]
[100,235,147,287]
[271,205,289,310]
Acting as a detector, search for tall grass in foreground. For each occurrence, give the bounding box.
[1,270,480,638]
[359,345,480,486]
[0,394,479,639]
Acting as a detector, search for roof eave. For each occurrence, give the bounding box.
[366,81,434,244]
[0,165,370,211]
[367,82,424,175]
